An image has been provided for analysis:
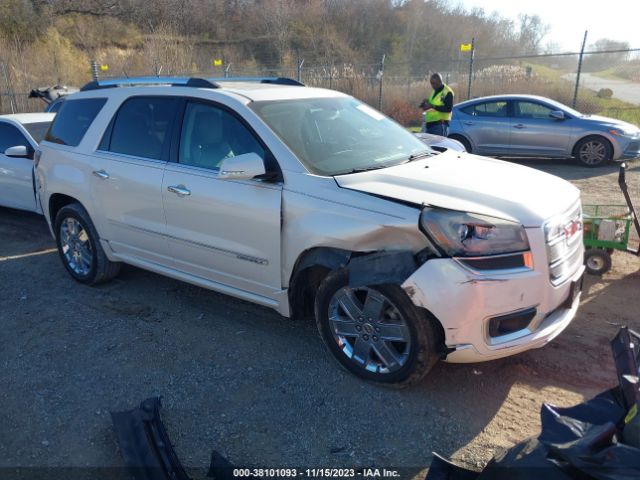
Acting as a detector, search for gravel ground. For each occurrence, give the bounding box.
[1,158,640,479]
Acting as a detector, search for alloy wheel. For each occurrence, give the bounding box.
[328,286,411,374]
[579,140,606,165]
[59,217,93,276]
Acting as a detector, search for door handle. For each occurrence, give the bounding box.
[463,121,474,125]
[513,124,525,129]
[92,169,110,180]
[167,184,191,197]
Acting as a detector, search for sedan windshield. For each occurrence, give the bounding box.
[250,97,431,176]
[23,121,52,144]
[543,98,583,117]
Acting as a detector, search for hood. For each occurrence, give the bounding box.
[335,150,580,227]
[414,132,466,152]
[582,114,640,133]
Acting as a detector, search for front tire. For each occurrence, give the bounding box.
[574,136,612,167]
[315,269,442,387]
[54,203,121,285]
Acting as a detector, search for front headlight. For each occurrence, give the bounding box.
[420,207,529,256]
[610,127,640,137]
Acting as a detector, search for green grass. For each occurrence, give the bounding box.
[523,63,568,81]
[592,68,625,81]
[578,90,640,126]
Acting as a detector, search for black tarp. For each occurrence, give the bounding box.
[426,327,640,480]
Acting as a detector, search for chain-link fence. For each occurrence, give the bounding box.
[2,38,640,129]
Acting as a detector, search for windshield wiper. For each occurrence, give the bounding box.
[407,150,434,162]
[334,165,388,175]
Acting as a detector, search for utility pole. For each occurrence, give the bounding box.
[467,37,475,100]
[572,30,588,109]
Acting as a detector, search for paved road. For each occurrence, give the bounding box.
[564,72,640,105]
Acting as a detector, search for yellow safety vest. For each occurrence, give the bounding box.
[424,84,454,123]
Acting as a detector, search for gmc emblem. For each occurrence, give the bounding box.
[564,219,582,240]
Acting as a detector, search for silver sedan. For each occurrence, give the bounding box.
[448,94,640,167]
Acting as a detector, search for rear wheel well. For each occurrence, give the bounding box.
[49,194,81,228]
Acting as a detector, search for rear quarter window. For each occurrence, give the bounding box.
[45,98,107,146]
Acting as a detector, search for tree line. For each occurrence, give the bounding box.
[2,0,551,72]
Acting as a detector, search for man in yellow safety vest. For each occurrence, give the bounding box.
[420,72,454,136]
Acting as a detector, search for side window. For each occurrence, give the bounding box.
[0,123,29,153]
[44,98,106,146]
[515,101,553,119]
[461,101,508,117]
[178,101,265,171]
[108,97,179,160]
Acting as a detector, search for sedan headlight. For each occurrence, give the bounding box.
[610,127,640,137]
[420,207,529,256]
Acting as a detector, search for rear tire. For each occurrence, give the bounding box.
[448,134,472,153]
[574,136,612,167]
[314,269,442,387]
[54,203,121,285]
[584,248,612,275]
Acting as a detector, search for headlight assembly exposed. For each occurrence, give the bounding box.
[420,207,529,257]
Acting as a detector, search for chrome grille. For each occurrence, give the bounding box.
[544,203,584,285]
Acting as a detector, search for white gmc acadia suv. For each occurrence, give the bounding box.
[36,76,585,386]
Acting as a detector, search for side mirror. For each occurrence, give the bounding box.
[4,145,31,158]
[549,110,565,120]
[218,152,266,180]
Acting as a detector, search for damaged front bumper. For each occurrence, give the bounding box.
[402,229,585,363]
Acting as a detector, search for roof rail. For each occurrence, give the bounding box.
[80,77,220,91]
[211,77,305,86]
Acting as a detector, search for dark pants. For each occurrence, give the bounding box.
[425,122,449,137]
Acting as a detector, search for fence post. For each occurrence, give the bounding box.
[572,30,588,109]
[91,60,99,81]
[329,64,333,90]
[297,58,304,83]
[467,37,475,100]
[378,53,386,111]
[1,62,16,114]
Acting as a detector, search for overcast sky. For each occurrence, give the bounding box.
[455,0,640,51]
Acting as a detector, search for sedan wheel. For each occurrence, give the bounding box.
[575,137,612,167]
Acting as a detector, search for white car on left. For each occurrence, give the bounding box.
[0,113,54,213]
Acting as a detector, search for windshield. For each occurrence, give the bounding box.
[23,121,52,143]
[250,97,431,176]
[543,98,583,117]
